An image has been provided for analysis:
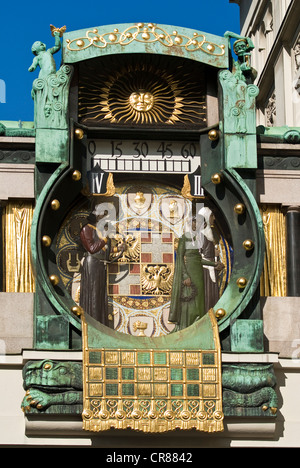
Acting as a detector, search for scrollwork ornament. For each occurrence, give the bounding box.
[247,84,259,98]
[213,410,224,421]
[148,409,158,419]
[53,102,62,111]
[66,23,226,57]
[197,410,207,420]
[180,410,191,421]
[115,409,126,420]
[61,64,72,75]
[82,409,93,420]
[131,409,142,420]
[33,78,45,91]
[91,399,101,408]
[48,75,60,88]
[231,106,241,117]
[99,409,110,419]
[164,409,175,420]
[57,73,68,84]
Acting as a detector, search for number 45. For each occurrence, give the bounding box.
[157,142,173,158]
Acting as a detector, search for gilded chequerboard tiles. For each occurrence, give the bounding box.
[137,383,152,396]
[83,347,223,432]
[104,350,119,364]
[169,352,183,365]
[85,348,219,401]
[203,367,217,381]
[82,310,224,433]
[88,383,103,397]
[121,351,135,365]
[185,352,199,366]
[89,366,102,380]
[154,367,168,381]
[154,383,168,397]
[138,367,151,381]
[203,384,217,398]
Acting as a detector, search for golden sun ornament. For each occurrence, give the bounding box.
[78,55,207,126]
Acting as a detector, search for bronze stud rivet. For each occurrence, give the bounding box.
[237,277,247,288]
[75,128,84,139]
[42,235,51,247]
[211,173,222,184]
[234,203,245,215]
[208,129,219,141]
[71,305,84,317]
[49,274,59,286]
[72,170,81,181]
[51,199,60,211]
[243,239,254,251]
[215,308,226,319]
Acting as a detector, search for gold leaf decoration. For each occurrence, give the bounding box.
[66,23,226,57]
[78,55,207,127]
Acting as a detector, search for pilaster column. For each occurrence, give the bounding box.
[286,206,300,296]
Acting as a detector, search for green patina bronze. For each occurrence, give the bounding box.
[0,121,35,137]
[63,23,229,69]
[25,23,278,419]
[29,30,61,78]
[30,25,264,350]
[21,359,277,417]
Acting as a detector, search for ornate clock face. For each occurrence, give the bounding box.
[55,181,232,337]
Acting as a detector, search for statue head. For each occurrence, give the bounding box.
[44,103,52,118]
[233,38,254,57]
[31,41,46,55]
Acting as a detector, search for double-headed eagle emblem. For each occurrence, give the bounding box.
[141,265,173,295]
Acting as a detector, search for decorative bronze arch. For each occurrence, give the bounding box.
[25,24,275,431]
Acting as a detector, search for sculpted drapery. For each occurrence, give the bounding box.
[169,232,217,331]
[79,217,111,325]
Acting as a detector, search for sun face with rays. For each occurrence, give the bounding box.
[78,55,207,127]
[129,90,154,112]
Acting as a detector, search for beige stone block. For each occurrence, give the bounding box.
[0,293,34,354]
[257,169,300,205]
[0,164,34,199]
[262,296,300,358]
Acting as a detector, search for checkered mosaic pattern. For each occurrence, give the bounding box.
[108,231,174,297]
[82,348,224,434]
[86,348,219,400]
